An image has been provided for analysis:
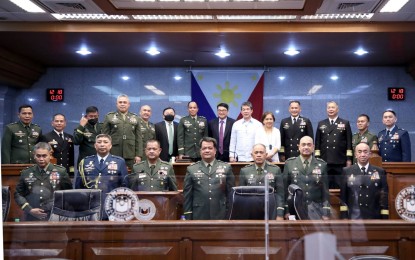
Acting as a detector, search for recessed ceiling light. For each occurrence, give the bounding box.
[121,76,130,81]
[380,0,409,12]
[215,50,230,58]
[284,49,300,56]
[278,76,285,80]
[9,0,45,13]
[330,75,339,81]
[354,49,368,56]
[146,48,160,56]
[174,76,182,80]
[76,48,92,56]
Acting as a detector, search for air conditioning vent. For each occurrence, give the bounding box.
[317,0,385,14]
[39,0,103,13]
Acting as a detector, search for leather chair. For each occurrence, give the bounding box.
[228,186,276,220]
[49,189,102,221]
[286,184,309,220]
[2,186,11,222]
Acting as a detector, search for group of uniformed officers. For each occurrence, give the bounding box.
[2,95,410,221]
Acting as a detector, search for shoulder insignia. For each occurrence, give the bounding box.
[52,164,66,170]
[129,112,138,116]
[285,157,296,161]
[242,163,254,168]
[199,115,206,119]
[316,158,326,162]
[111,155,125,160]
[84,155,95,160]
[189,161,199,166]
[160,161,170,165]
[267,163,278,167]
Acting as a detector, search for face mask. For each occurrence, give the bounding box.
[164,115,175,122]
[88,118,98,125]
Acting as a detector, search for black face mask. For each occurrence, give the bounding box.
[88,118,98,125]
[164,115,175,122]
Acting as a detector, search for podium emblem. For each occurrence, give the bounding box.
[395,185,415,221]
[105,187,139,221]
[134,199,156,221]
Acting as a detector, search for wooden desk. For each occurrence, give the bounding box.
[3,220,415,260]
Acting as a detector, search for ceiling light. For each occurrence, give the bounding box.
[133,15,213,20]
[52,13,129,21]
[354,49,368,56]
[217,15,297,20]
[121,76,130,81]
[380,0,409,12]
[278,76,285,80]
[146,48,160,56]
[284,49,300,56]
[301,13,374,20]
[215,50,230,58]
[76,48,92,56]
[9,0,45,13]
[174,76,182,80]
[330,75,339,81]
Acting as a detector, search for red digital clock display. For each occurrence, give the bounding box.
[388,88,405,101]
[47,88,64,102]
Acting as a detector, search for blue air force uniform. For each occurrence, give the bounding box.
[128,159,177,191]
[378,126,411,162]
[14,164,72,221]
[239,163,285,218]
[340,164,389,219]
[75,154,128,218]
[183,160,235,220]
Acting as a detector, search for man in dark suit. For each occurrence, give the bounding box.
[340,143,389,219]
[40,113,74,176]
[208,103,235,162]
[315,101,353,189]
[155,107,178,162]
[279,100,313,161]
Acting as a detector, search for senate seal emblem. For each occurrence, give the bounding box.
[105,187,139,221]
[395,185,415,221]
[134,199,156,221]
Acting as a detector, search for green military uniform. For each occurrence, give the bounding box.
[183,160,235,220]
[239,163,285,218]
[14,163,72,221]
[73,122,103,164]
[1,121,42,164]
[138,117,156,160]
[102,111,143,169]
[283,156,331,219]
[127,159,177,191]
[177,115,208,160]
[352,130,378,164]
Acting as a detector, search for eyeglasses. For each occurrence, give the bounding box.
[217,109,228,112]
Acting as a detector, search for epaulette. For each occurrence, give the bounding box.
[111,154,125,160]
[285,157,296,161]
[242,163,254,168]
[267,163,278,167]
[129,112,138,116]
[198,115,206,118]
[52,164,66,170]
[316,158,326,162]
[83,155,95,160]
[189,161,199,166]
[160,161,170,165]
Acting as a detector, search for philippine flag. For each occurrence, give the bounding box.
[191,70,264,121]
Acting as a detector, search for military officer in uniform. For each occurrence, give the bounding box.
[127,139,177,191]
[14,142,72,221]
[239,143,284,220]
[138,105,156,160]
[340,143,389,219]
[73,106,102,164]
[40,113,75,175]
[74,134,128,219]
[283,136,330,220]
[315,101,353,189]
[183,137,235,220]
[177,101,208,162]
[352,114,378,164]
[279,100,313,161]
[378,110,411,162]
[2,104,42,164]
[102,94,143,169]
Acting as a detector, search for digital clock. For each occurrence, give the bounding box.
[46,88,64,102]
[388,88,405,101]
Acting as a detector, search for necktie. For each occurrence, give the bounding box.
[168,123,174,155]
[386,130,390,137]
[59,133,63,140]
[304,160,309,172]
[293,118,297,124]
[150,165,155,175]
[331,120,334,125]
[361,166,366,174]
[99,158,104,168]
[207,164,211,173]
[257,167,263,175]
[193,117,196,123]
[219,120,224,154]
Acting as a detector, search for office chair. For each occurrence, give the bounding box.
[286,184,309,220]
[49,189,102,221]
[2,186,11,222]
[228,186,276,220]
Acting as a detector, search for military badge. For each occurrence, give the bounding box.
[129,116,137,124]
[134,199,156,221]
[395,185,415,221]
[283,123,290,129]
[105,187,139,221]
[198,121,205,127]
[31,130,39,137]
[392,133,400,140]
[15,131,26,138]
[50,170,60,189]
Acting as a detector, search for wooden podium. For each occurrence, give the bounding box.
[134,191,182,220]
